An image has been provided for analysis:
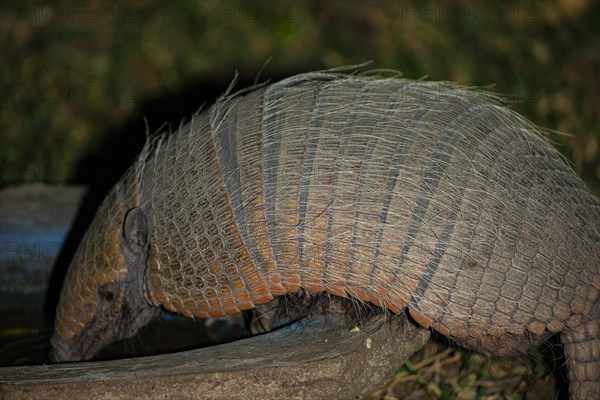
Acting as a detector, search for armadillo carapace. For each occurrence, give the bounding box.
[51,72,599,398]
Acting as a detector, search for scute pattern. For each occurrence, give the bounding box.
[137,74,599,334]
[131,73,598,397]
[140,113,276,318]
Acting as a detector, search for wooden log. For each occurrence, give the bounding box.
[0,314,429,400]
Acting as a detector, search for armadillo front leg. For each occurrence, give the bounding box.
[562,302,600,398]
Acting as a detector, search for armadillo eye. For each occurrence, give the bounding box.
[99,286,115,302]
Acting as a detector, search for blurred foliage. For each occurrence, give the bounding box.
[1,0,598,192]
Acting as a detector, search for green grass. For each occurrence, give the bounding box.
[366,340,555,399]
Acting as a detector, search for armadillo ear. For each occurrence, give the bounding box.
[122,207,149,255]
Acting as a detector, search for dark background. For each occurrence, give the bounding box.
[1,0,598,193]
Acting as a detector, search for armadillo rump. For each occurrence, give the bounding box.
[50,72,599,398]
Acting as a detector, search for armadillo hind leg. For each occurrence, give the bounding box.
[561,306,600,399]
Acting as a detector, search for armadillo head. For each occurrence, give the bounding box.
[50,190,159,362]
